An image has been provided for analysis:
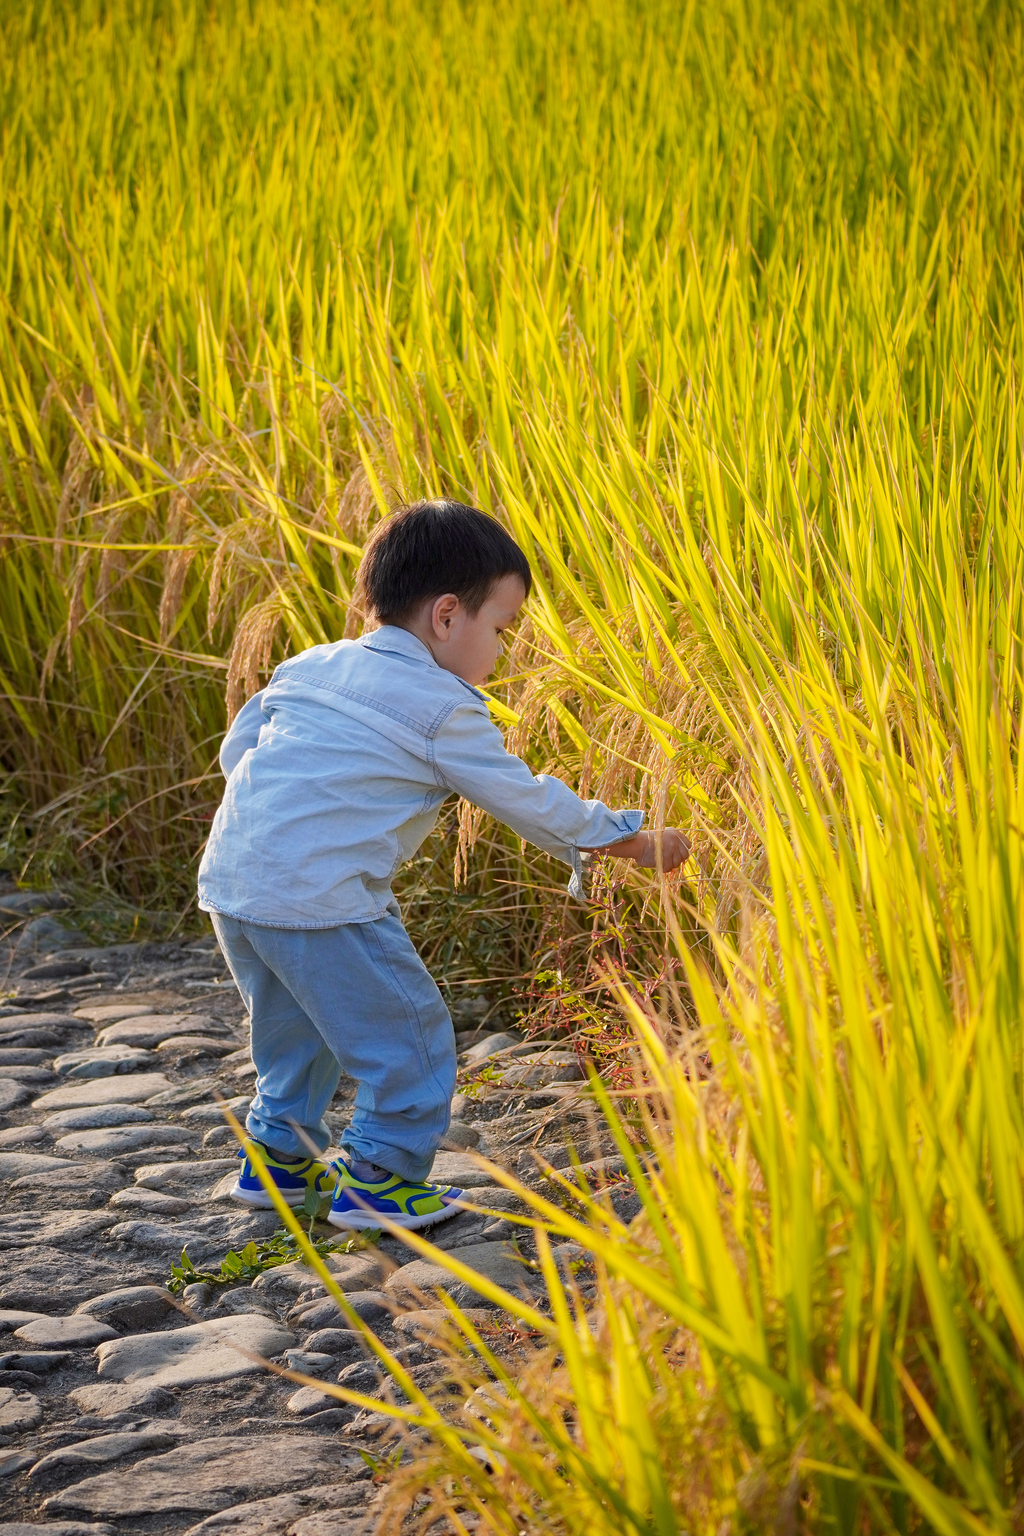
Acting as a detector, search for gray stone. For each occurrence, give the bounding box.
[479,1217,515,1240]
[143,1077,219,1108]
[75,1286,178,1331]
[0,1350,73,1373]
[302,1330,366,1359]
[69,1380,177,1419]
[107,1210,280,1263]
[20,957,89,980]
[456,1182,526,1210]
[0,1028,65,1049]
[74,1003,158,1024]
[335,1360,380,1395]
[54,1125,195,1157]
[208,1170,244,1202]
[283,1348,334,1375]
[94,1314,294,1388]
[339,1406,393,1441]
[156,1036,236,1057]
[531,1141,575,1171]
[0,1386,42,1432]
[0,1524,115,1535]
[289,1512,366,1536]
[0,1151,72,1179]
[0,1126,47,1149]
[0,1211,118,1251]
[29,1422,188,1479]
[213,1210,290,1246]
[428,1150,487,1185]
[85,1146,189,1170]
[181,1283,216,1310]
[45,1435,362,1518]
[10,1160,128,1193]
[0,1080,31,1113]
[108,1187,191,1216]
[289,1290,392,1333]
[13,1315,118,1349]
[384,1240,533,1306]
[105,1221,215,1261]
[0,1449,37,1476]
[134,1158,238,1191]
[211,1289,278,1321]
[32,1073,174,1112]
[42,1104,155,1132]
[439,1120,481,1149]
[250,1252,386,1303]
[97,1016,227,1049]
[392,1306,496,1346]
[52,1045,157,1079]
[0,1012,87,1035]
[0,1065,54,1083]
[204,1126,239,1149]
[181,1483,369,1536]
[0,1049,49,1065]
[0,1311,45,1332]
[285,1385,337,1415]
[0,1248,134,1311]
[461,1031,520,1064]
[180,1097,251,1126]
[219,1047,252,1066]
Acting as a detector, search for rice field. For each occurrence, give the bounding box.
[3,0,1024,1529]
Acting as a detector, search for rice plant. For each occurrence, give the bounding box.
[3,0,1024,1527]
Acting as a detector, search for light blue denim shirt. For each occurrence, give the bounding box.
[198,626,643,928]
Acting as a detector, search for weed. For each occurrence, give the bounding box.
[165,1217,375,1295]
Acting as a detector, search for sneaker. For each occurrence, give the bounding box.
[230,1142,338,1209]
[328,1159,465,1231]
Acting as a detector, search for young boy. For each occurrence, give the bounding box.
[198,500,689,1230]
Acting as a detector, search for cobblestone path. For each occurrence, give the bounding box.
[0,891,623,1536]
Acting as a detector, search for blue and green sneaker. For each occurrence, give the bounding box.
[328,1159,465,1231]
[230,1141,338,1209]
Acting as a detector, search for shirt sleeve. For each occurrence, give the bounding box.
[433,702,644,898]
[219,691,267,778]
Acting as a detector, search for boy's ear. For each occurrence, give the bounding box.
[430,592,460,637]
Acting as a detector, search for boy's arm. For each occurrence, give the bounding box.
[219,691,267,777]
[434,703,646,887]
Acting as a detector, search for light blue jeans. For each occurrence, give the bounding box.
[210,912,456,1182]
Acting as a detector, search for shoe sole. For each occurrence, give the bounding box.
[229,1181,317,1209]
[327,1198,466,1232]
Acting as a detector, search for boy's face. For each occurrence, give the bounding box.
[418,574,526,686]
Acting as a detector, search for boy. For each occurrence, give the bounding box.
[198,500,689,1230]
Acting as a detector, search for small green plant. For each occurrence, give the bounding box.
[166,1221,378,1294]
[457,1063,507,1098]
[357,1444,406,1479]
[299,1184,334,1233]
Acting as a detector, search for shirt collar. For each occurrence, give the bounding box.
[360,625,439,666]
[359,625,488,700]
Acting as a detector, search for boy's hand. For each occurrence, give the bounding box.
[588,828,691,872]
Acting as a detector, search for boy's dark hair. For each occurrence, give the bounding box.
[358,500,532,623]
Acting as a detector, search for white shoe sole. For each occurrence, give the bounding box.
[327,1197,466,1232]
[228,1180,312,1209]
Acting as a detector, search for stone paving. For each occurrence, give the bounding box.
[0,889,627,1535]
